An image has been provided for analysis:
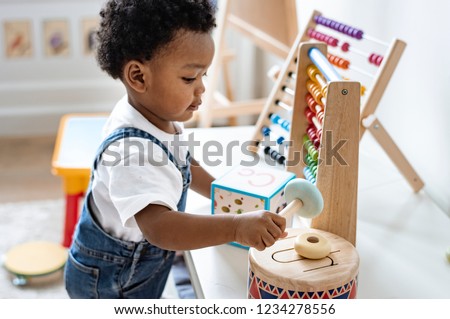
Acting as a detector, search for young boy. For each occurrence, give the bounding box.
[64,0,287,298]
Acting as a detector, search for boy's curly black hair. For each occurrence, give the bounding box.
[96,0,217,79]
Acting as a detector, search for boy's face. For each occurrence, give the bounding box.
[140,30,215,128]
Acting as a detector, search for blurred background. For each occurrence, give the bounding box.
[0,0,448,213]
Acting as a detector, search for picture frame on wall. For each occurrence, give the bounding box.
[3,20,33,59]
[81,17,99,56]
[43,19,70,57]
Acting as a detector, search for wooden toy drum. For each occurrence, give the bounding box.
[3,241,67,286]
[248,228,359,299]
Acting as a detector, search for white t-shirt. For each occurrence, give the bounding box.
[90,95,189,242]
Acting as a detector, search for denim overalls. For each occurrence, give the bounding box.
[64,127,191,298]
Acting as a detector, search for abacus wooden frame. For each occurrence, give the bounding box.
[196,0,298,128]
[301,10,424,192]
[290,42,360,246]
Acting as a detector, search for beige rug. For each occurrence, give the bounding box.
[0,199,179,299]
[0,199,68,298]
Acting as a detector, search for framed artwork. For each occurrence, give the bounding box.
[43,19,70,57]
[3,20,33,59]
[81,17,99,56]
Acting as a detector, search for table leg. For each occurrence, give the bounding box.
[63,192,84,248]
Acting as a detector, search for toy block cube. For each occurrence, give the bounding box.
[211,164,295,248]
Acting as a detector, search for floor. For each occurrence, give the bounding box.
[0,134,186,298]
[0,135,66,298]
[0,135,63,203]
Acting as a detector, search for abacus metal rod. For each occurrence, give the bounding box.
[282,85,295,96]
[275,99,292,111]
[347,65,374,78]
[361,34,389,47]
[328,59,374,78]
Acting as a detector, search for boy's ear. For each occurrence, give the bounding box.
[123,60,148,93]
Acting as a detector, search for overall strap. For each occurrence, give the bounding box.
[92,127,189,173]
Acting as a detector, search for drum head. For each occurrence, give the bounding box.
[4,241,68,277]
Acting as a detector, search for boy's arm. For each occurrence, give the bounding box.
[136,158,287,251]
[135,204,287,251]
[189,157,214,198]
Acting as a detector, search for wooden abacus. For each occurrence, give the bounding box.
[291,43,361,245]
[249,45,360,298]
[250,35,361,244]
[301,10,424,192]
[248,42,361,299]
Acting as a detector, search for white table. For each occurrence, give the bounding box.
[183,126,450,299]
[51,114,108,247]
[51,120,450,299]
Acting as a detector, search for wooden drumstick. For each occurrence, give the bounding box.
[278,198,304,218]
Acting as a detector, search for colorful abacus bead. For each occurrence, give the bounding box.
[307,65,321,81]
[369,53,383,66]
[308,162,318,178]
[327,53,350,69]
[360,85,366,96]
[264,146,285,164]
[262,126,286,147]
[341,42,350,52]
[277,136,285,145]
[305,154,318,173]
[269,113,290,132]
[306,126,320,148]
[305,153,318,167]
[262,126,271,137]
[304,108,315,124]
[307,65,325,87]
[303,166,316,184]
[307,65,328,96]
[316,110,325,123]
[306,93,323,113]
[304,108,322,132]
[303,135,319,161]
[306,80,324,103]
[307,28,338,47]
[314,15,364,40]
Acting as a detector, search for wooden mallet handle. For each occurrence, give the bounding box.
[279,199,304,218]
[278,179,324,219]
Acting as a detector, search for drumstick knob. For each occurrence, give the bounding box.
[279,178,324,219]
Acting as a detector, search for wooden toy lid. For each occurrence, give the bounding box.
[3,241,68,276]
[249,228,359,291]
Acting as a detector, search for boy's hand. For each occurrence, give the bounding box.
[233,211,288,251]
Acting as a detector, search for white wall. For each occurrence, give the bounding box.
[296,0,449,213]
[0,0,125,136]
